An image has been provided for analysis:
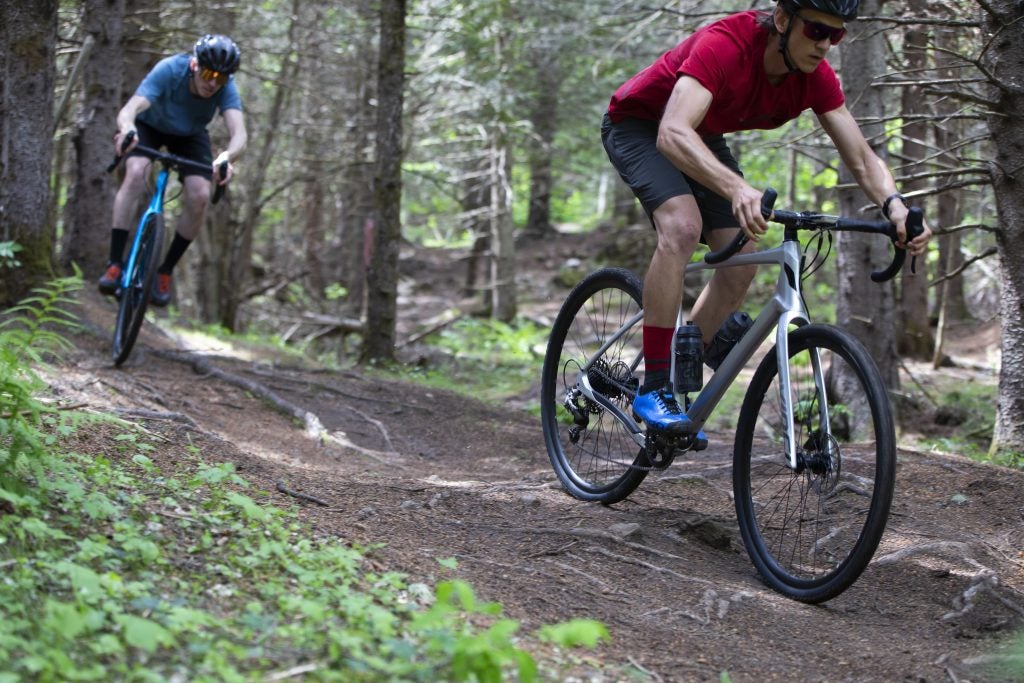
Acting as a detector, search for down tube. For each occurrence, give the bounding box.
[683,244,795,427]
[120,171,170,288]
[685,297,784,425]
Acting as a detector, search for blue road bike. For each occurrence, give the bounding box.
[106,132,226,366]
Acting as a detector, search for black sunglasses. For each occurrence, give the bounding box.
[798,14,847,45]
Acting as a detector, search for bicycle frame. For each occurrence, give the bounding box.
[118,167,170,293]
[573,233,823,470]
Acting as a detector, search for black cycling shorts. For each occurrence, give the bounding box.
[130,120,214,181]
[601,112,741,231]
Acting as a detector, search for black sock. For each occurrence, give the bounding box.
[641,370,670,394]
[158,233,192,274]
[109,229,129,265]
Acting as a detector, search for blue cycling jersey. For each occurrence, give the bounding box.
[135,53,242,137]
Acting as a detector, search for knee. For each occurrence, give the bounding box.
[120,167,148,195]
[184,179,211,207]
[653,215,702,259]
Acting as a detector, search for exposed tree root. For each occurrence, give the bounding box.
[873,541,973,566]
[155,350,403,465]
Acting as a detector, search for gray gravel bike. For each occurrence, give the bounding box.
[540,188,924,602]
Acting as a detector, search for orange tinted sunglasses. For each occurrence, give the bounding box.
[198,67,229,86]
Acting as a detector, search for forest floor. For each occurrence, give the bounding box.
[45,226,1024,683]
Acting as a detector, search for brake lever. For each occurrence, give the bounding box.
[870,206,924,283]
[905,207,924,275]
[212,160,229,205]
[106,130,137,173]
[704,188,777,265]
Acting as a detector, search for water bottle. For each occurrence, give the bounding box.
[675,321,704,394]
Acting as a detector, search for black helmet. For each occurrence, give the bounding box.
[780,0,859,20]
[194,34,241,74]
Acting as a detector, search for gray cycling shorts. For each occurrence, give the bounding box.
[601,112,741,231]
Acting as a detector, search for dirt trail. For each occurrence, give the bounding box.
[49,263,1024,682]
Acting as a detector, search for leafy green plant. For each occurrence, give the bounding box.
[0,240,23,269]
[0,273,82,497]
[1,444,614,681]
[382,315,548,404]
[0,274,625,681]
[917,384,1000,465]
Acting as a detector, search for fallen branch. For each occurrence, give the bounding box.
[264,663,321,681]
[276,480,331,507]
[585,545,715,587]
[399,310,465,347]
[115,408,198,428]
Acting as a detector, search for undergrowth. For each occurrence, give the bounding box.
[381,316,548,407]
[0,279,613,681]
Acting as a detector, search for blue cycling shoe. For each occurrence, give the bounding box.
[632,386,692,434]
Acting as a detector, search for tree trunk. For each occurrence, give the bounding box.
[489,133,517,321]
[362,0,406,362]
[225,0,303,331]
[0,0,58,305]
[835,0,899,388]
[62,0,125,277]
[980,0,1024,455]
[610,175,640,227]
[121,0,159,98]
[302,166,327,299]
[461,171,489,300]
[896,5,933,358]
[523,50,559,241]
[336,5,375,320]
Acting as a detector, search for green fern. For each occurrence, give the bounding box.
[0,273,82,494]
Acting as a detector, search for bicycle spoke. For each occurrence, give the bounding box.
[541,268,648,503]
[734,325,895,602]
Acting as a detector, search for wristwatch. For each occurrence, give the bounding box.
[881,193,905,221]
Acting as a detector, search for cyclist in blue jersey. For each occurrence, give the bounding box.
[99,34,247,307]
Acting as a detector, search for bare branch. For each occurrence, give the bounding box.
[857,15,981,28]
[930,247,999,286]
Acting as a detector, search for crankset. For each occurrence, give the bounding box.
[642,428,709,470]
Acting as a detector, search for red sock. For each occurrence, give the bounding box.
[642,324,675,374]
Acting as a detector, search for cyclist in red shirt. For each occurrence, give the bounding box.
[602,0,931,433]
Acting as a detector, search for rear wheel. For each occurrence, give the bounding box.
[540,267,649,504]
[113,214,164,366]
[733,324,895,602]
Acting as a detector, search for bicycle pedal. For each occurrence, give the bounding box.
[644,433,678,470]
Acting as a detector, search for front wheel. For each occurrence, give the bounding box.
[113,213,164,366]
[540,267,648,504]
[733,324,895,603]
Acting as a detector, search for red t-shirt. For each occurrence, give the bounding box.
[608,11,844,135]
